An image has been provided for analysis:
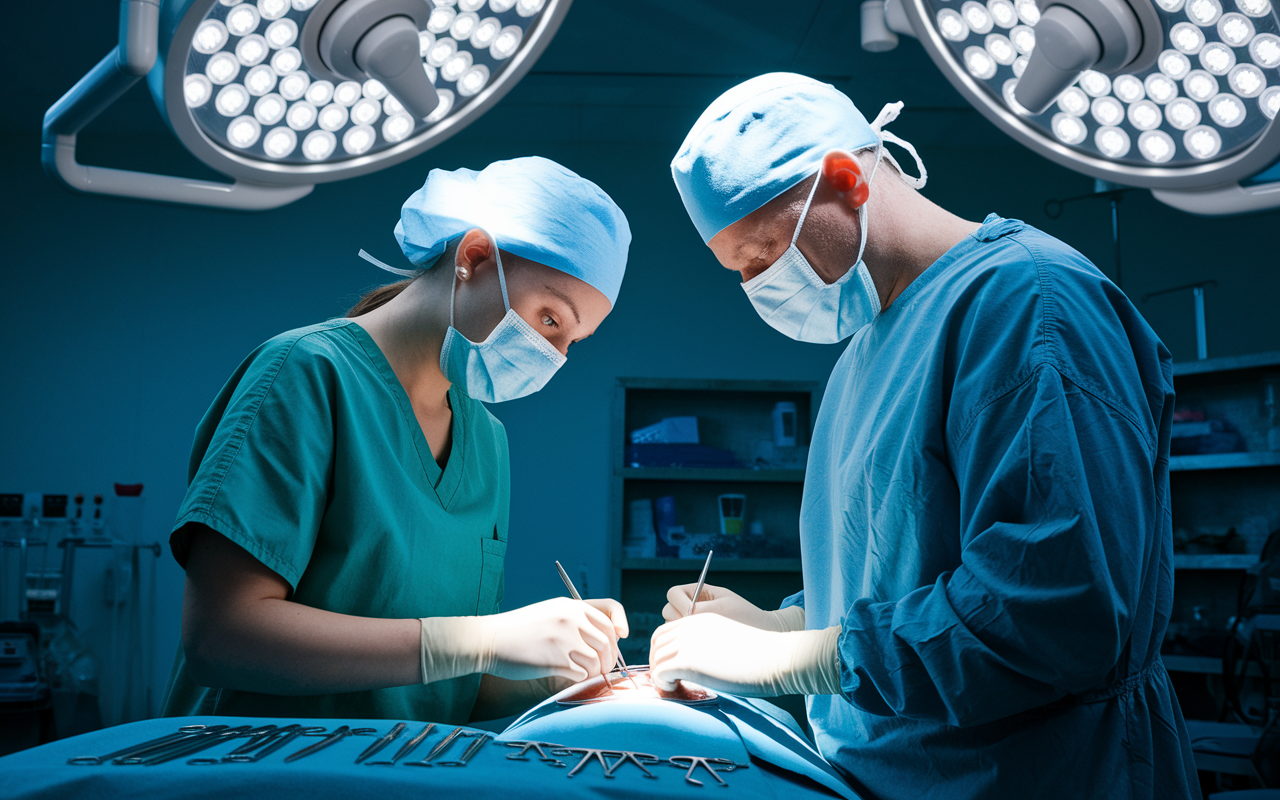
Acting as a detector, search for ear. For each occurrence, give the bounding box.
[456,228,494,280]
[822,150,870,209]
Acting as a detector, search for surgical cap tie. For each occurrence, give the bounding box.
[865,102,928,191]
[357,248,419,277]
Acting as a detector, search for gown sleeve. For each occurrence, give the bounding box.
[170,337,337,592]
[836,364,1160,727]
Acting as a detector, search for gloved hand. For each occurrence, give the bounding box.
[662,583,806,632]
[649,613,842,697]
[419,597,628,685]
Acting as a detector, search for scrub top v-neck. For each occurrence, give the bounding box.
[162,319,510,724]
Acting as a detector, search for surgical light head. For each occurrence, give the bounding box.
[42,0,570,210]
[864,0,1280,214]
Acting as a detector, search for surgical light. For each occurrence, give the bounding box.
[253,92,286,125]
[43,0,572,209]
[879,0,1280,213]
[270,46,302,74]
[1252,33,1280,67]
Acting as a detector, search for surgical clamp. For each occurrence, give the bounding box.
[67,725,217,765]
[406,726,470,766]
[367,723,435,766]
[437,733,491,766]
[355,722,406,764]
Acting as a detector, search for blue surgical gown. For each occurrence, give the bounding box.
[784,215,1197,799]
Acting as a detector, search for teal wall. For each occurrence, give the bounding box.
[1,73,1278,717]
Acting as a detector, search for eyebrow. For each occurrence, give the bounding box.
[544,284,580,324]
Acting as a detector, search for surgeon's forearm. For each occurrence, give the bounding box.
[470,674,569,722]
[184,589,423,695]
[182,524,423,695]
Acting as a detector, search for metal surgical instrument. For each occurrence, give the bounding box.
[406,726,468,766]
[67,725,216,765]
[283,725,351,763]
[556,559,637,686]
[137,726,253,765]
[224,725,319,763]
[437,733,491,767]
[355,722,406,764]
[688,550,714,616]
[367,723,435,766]
[503,740,567,767]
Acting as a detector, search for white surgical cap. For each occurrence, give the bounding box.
[395,156,632,307]
[671,73,883,244]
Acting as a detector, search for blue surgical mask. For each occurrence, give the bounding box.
[440,239,566,403]
[741,103,926,345]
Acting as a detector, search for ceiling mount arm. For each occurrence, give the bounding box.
[41,0,314,210]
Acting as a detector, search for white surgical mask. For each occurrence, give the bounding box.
[439,238,566,403]
[358,241,565,402]
[741,102,926,345]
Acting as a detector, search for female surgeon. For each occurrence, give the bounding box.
[161,157,633,724]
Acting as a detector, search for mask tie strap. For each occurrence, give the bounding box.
[357,248,419,277]
[491,236,511,312]
[791,171,823,247]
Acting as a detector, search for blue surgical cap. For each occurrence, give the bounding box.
[395,156,631,307]
[671,73,879,244]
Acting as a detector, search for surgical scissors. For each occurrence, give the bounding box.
[224,725,321,763]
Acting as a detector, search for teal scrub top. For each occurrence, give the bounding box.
[161,319,510,724]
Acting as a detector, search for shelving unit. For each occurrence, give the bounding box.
[608,378,816,662]
[1161,351,1280,722]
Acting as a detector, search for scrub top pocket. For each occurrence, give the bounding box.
[477,535,507,614]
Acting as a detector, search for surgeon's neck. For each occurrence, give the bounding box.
[860,170,981,311]
[353,275,452,415]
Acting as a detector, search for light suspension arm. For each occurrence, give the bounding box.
[41,0,313,210]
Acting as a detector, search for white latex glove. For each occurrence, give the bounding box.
[419,597,628,684]
[649,613,842,697]
[662,583,806,632]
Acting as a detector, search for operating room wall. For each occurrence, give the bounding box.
[1,95,1277,720]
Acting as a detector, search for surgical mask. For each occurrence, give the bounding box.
[741,102,927,345]
[439,239,566,403]
[356,238,566,403]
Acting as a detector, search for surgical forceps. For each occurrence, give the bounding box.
[355,722,406,764]
[366,723,435,765]
[283,725,376,763]
[556,560,637,687]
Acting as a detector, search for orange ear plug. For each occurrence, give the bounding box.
[823,150,870,206]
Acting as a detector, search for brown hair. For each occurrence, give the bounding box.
[345,238,464,318]
[346,278,415,317]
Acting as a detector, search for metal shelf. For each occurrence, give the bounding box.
[1173,554,1260,570]
[621,558,803,572]
[1169,451,1280,471]
[619,468,805,483]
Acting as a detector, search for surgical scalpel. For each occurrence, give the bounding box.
[688,550,714,616]
[555,560,637,686]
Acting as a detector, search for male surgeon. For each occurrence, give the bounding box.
[650,73,1197,799]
